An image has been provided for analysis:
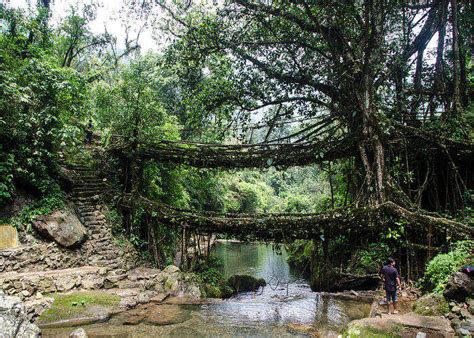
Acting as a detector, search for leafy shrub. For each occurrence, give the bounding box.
[0,150,15,206]
[421,240,474,293]
[193,255,224,285]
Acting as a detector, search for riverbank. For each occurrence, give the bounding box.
[38,290,375,337]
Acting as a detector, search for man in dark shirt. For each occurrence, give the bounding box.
[380,257,401,314]
[85,119,93,145]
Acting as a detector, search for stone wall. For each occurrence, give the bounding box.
[0,265,201,319]
[0,236,139,274]
[0,198,140,274]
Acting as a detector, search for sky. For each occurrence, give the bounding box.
[7,0,163,52]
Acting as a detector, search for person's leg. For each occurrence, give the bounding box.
[386,291,392,314]
[392,290,399,314]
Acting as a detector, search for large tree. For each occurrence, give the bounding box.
[159,0,471,210]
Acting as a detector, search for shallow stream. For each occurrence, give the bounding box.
[42,242,372,337]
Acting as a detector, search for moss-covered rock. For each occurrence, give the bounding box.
[413,293,449,316]
[37,291,120,325]
[227,275,266,293]
[202,283,235,298]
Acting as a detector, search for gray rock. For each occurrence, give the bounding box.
[69,328,88,338]
[81,274,104,289]
[459,308,471,319]
[32,209,87,248]
[444,272,474,302]
[448,312,458,320]
[137,293,150,304]
[164,273,180,292]
[0,291,41,337]
[457,328,470,336]
[54,274,80,292]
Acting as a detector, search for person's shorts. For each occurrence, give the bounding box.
[386,290,397,303]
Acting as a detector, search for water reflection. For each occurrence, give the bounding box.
[215,241,301,282]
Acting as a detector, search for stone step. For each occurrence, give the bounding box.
[74,181,107,186]
[75,176,104,180]
[72,196,101,202]
[73,191,105,198]
[89,230,110,235]
[72,189,106,197]
[74,184,105,189]
[75,202,98,207]
[74,180,106,185]
[84,219,107,224]
[76,207,98,213]
[82,216,106,223]
[79,211,101,217]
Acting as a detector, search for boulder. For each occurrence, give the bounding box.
[0,291,41,337]
[164,273,180,292]
[413,294,449,316]
[32,209,87,248]
[443,272,474,302]
[227,275,266,293]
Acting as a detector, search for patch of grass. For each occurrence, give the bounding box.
[344,324,401,338]
[38,291,120,323]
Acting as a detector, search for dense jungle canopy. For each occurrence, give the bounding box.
[0,0,473,289]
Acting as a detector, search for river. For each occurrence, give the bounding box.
[41,242,372,337]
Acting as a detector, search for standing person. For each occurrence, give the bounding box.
[380,257,401,314]
[85,119,93,145]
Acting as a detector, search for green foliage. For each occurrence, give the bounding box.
[0,149,15,206]
[8,186,65,230]
[193,255,224,286]
[350,243,392,275]
[286,240,314,271]
[0,7,86,200]
[421,240,474,293]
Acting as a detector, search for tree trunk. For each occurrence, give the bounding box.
[450,0,462,114]
[356,82,388,206]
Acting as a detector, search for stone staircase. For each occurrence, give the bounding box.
[66,160,137,270]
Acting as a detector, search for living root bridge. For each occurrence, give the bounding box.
[122,196,472,242]
[109,138,352,168]
[109,125,472,170]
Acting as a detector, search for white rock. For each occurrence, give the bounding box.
[69,328,88,338]
[0,292,41,337]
